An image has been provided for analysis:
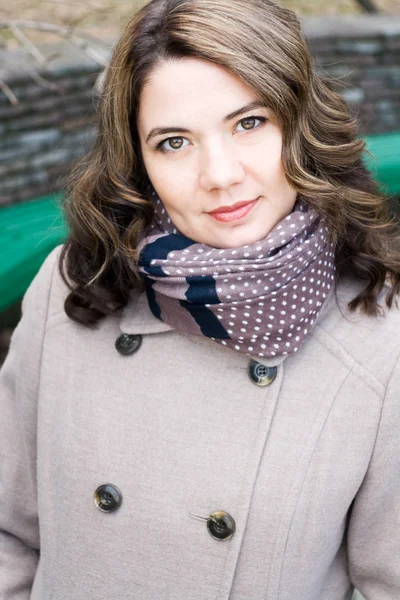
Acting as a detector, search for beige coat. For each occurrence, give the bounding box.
[1,244,400,600]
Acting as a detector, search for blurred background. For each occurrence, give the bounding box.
[2,0,400,46]
[1,0,400,367]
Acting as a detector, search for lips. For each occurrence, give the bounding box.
[208,199,259,214]
[207,197,260,223]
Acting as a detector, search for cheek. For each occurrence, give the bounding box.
[250,136,283,179]
[147,169,197,216]
[253,158,288,195]
[143,158,183,202]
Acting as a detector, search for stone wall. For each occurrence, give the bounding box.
[304,16,400,134]
[0,15,400,207]
[0,42,103,206]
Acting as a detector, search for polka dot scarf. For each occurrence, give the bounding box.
[138,189,336,361]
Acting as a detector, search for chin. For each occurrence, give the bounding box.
[207,229,269,250]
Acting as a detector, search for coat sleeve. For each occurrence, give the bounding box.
[347,352,400,599]
[0,246,62,599]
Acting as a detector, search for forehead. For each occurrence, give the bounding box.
[137,58,259,128]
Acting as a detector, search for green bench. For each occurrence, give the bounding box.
[0,131,399,313]
[363,131,400,196]
[0,193,67,312]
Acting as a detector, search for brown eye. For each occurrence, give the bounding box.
[240,117,257,130]
[236,116,267,133]
[157,136,188,152]
[169,137,184,149]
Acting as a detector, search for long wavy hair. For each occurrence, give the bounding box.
[60,0,400,327]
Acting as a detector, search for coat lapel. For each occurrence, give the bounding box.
[118,290,174,335]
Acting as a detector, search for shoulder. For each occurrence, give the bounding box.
[2,244,70,404]
[313,275,400,388]
[23,244,71,330]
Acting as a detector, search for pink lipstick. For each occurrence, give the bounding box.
[208,197,259,223]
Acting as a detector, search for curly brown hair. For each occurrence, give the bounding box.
[59,0,400,327]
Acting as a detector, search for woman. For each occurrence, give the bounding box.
[1,0,400,598]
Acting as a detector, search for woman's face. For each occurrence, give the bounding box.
[137,58,297,249]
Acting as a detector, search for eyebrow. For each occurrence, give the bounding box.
[145,100,266,144]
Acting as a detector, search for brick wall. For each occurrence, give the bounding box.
[0,15,399,207]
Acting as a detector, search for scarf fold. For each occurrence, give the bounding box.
[138,189,336,361]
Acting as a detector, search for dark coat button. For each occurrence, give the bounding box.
[94,484,122,513]
[248,360,277,387]
[115,333,142,355]
[207,511,236,541]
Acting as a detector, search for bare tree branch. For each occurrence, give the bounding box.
[25,68,65,92]
[9,25,63,70]
[0,78,19,105]
[9,23,48,66]
[0,19,110,104]
[0,20,109,54]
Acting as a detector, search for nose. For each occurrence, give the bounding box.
[199,139,246,192]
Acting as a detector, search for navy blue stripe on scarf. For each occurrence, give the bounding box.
[180,299,230,339]
[139,233,195,277]
[141,236,230,339]
[181,275,230,338]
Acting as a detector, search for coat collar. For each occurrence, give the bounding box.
[119,290,173,335]
[118,290,288,367]
[119,284,336,332]
[118,285,337,368]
